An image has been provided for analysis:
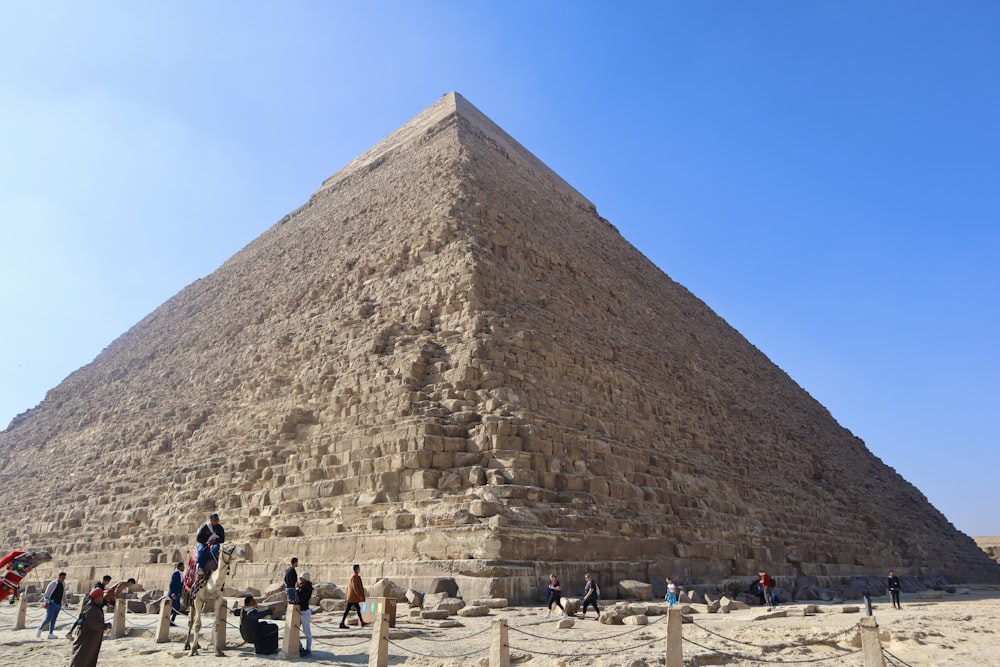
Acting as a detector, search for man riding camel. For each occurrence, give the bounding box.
[195,513,225,576]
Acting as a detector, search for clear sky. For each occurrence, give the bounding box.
[2,2,998,536]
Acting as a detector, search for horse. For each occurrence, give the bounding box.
[183,542,244,656]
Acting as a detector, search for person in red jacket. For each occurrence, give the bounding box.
[759,571,773,609]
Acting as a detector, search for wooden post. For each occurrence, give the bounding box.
[14,595,26,630]
[155,597,172,642]
[665,607,683,667]
[490,618,510,667]
[112,598,127,638]
[368,609,389,667]
[282,604,301,659]
[859,617,886,667]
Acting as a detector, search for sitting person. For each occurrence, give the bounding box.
[233,595,278,655]
[195,513,225,575]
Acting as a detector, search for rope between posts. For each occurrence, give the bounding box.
[509,614,665,643]
[508,633,664,657]
[391,623,492,642]
[683,635,863,664]
[387,636,490,659]
[883,648,914,667]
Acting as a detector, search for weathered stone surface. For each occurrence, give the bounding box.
[619,580,653,600]
[370,578,407,601]
[434,597,466,614]
[469,597,507,609]
[457,605,489,617]
[405,589,424,608]
[427,578,460,597]
[623,614,648,626]
[1,92,997,607]
[420,609,450,620]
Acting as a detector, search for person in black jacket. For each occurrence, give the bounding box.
[887,570,902,609]
[284,557,299,604]
[196,513,225,574]
[233,596,278,655]
[297,572,314,656]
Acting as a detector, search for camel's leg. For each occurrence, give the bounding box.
[214,595,226,656]
[184,598,194,650]
[189,599,202,656]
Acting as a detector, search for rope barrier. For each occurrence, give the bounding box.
[508,633,665,658]
[883,648,915,667]
[390,623,492,642]
[387,636,490,659]
[508,613,666,643]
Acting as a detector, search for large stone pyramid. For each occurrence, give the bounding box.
[2,93,996,599]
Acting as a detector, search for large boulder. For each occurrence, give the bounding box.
[618,580,653,600]
[427,577,459,597]
[370,578,407,601]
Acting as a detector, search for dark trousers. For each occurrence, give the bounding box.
[547,593,564,611]
[341,601,364,624]
[580,597,600,615]
[889,589,901,608]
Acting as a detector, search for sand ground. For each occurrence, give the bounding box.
[2,588,999,666]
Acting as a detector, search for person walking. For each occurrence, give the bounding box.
[36,572,67,639]
[546,574,566,618]
[297,571,314,656]
[69,587,111,667]
[888,570,902,609]
[579,573,600,620]
[340,564,368,629]
[284,557,299,604]
[168,562,184,625]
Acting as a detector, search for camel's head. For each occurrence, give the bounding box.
[31,551,53,564]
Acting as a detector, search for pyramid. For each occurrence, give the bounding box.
[2,93,996,600]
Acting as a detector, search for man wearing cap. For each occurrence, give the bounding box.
[69,587,111,667]
[232,595,278,655]
[195,513,225,575]
[297,571,314,656]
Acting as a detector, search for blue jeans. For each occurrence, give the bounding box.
[39,602,61,633]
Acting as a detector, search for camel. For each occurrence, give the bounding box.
[0,550,52,603]
[183,542,244,656]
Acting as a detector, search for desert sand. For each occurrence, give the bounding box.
[2,588,999,666]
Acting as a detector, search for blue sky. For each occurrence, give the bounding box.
[2,2,997,536]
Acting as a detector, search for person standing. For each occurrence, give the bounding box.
[284,557,299,604]
[168,562,184,624]
[546,574,566,618]
[887,570,902,609]
[759,571,773,610]
[340,564,368,629]
[665,577,678,607]
[579,573,600,620]
[69,587,111,667]
[196,513,225,574]
[36,572,67,639]
[297,571,314,656]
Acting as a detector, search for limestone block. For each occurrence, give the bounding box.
[599,610,625,625]
[619,580,652,600]
[435,597,466,613]
[312,582,343,600]
[706,601,721,613]
[405,589,424,607]
[752,610,787,620]
[557,617,575,628]
[841,605,861,613]
[370,578,407,601]
[468,597,507,609]
[457,605,489,617]
[421,609,450,620]
[623,614,648,625]
[562,599,578,616]
[427,577,459,597]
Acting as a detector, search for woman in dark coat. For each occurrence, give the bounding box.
[69,588,110,667]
